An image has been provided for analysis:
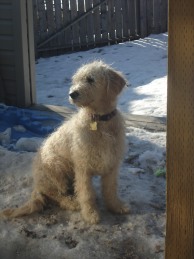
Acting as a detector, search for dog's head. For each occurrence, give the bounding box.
[69,61,127,111]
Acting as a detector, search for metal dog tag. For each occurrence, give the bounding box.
[90,121,97,131]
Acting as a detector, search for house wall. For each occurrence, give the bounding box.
[0,0,35,107]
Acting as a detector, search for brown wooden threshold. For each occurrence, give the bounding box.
[30,104,166,132]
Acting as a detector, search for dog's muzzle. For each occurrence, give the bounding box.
[69,91,79,100]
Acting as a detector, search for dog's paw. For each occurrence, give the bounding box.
[69,199,80,211]
[69,202,80,211]
[60,197,80,211]
[0,209,14,219]
[82,208,100,224]
[107,202,130,215]
[118,205,130,214]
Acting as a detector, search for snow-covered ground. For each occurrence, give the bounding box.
[0,33,167,259]
[36,33,167,117]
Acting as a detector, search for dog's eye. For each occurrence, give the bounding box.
[86,76,95,84]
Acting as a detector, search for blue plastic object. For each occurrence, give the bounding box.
[0,104,63,149]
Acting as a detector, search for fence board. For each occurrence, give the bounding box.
[53,0,63,49]
[115,0,122,40]
[93,0,101,44]
[70,0,80,48]
[54,0,62,30]
[153,0,160,33]
[160,0,167,32]
[78,0,87,47]
[45,0,56,51]
[62,0,72,48]
[128,0,136,37]
[85,0,94,46]
[139,0,147,38]
[146,0,153,35]
[121,0,129,39]
[135,0,140,35]
[107,0,115,42]
[36,0,47,43]
[101,1,108,42]
[45,0,55,35]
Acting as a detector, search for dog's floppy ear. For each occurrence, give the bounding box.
[108,69,127,95]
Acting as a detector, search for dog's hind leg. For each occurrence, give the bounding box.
[0,191,46,219]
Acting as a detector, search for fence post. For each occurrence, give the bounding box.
[166,0,194,258]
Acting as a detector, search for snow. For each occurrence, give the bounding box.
[0,33,167,258]
[15,137,44,152]
[36,33,167,117]
[0,128,11,145]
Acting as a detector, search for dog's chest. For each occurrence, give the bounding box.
[74,125,125,170]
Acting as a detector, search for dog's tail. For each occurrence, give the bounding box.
[0,191,46,219]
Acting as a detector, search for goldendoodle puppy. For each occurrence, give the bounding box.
[1,61,129,224]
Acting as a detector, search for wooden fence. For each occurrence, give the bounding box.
[33,0,168,57]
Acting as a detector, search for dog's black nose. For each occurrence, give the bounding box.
[69,91,79,99]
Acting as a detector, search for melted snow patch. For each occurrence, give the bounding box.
[15,137,44,152]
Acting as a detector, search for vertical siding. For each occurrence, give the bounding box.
[0,0,16,104]
[0,0,35,107]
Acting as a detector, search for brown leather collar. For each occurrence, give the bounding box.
[91,109,117,122]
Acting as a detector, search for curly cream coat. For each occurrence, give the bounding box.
[1,61,129,224]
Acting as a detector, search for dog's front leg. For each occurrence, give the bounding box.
[102,170,130,214]
[75,168,100,224]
